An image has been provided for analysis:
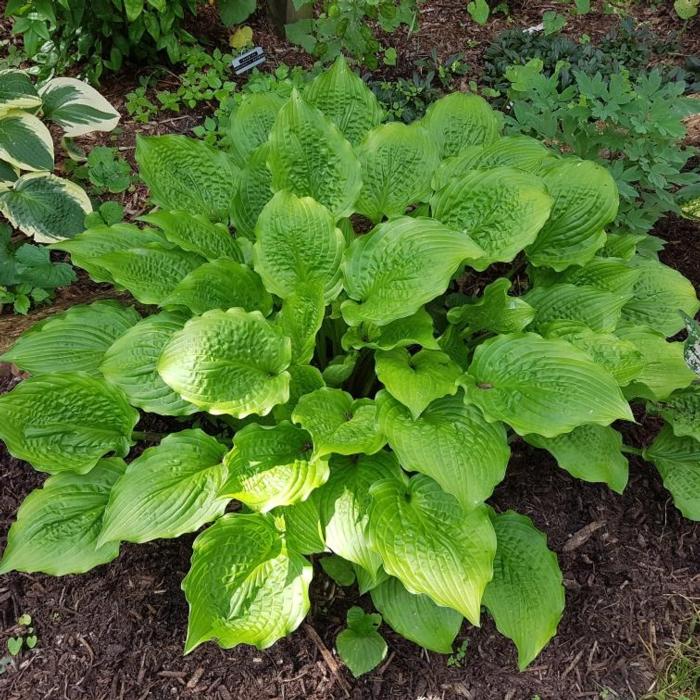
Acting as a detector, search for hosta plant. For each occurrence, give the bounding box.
[0,70,120,242]
[0,56,698,675]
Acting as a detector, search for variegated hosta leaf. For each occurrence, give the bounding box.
[230,143,273,239]
[99,430,228,544]
[39,77,120,137]
[526,159,618,271]
[0,373,138,474]
[375,348,461,419]
[135,135,239,221]
[342,308,440,352]
[276,282,325,364]
[644,425,700,521]
[303,54,383,145]
[183,513,312,652]
[420,92,502,158]
[368,474,496,625]
[617,324,696,401]
[100,310,199,416]
[525,424,628,493]
[430,167,552,270]
[0,300,140,375]
[683,312,700,376]
[221,422,329,512]
[292,387,385,457]
[274,494,327,555]
[0,70,41,116]
[370,576,463,654]
[50,223,168,283]
[253,190,345,302]
[228,92,285,167]
[354,122,439,223]
[462,333,633,437]
[158,308,292,418]
[525,283,630,334]
[267,90,362,219]
[447,278,535,334]
[621,258,700,337]
[341,216,483,327]
[0,173,91,243]
[0,159,19,188]
[483,511,565,670]
[536,256,640,296]
[139,209,243,262]
[652,385,700,442]
[317,451,404,581]
[0,110,53,171]
[377,391,509,509]
[95,245,205,305]
[0,458,125,576]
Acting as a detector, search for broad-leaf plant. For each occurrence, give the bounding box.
[0,56,698,673]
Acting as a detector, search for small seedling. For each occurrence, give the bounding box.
[447,640,469,667]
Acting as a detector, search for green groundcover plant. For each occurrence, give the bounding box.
[0,56,699,674]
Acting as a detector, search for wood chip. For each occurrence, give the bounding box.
[563,521,606,552]
[304,624,351,698]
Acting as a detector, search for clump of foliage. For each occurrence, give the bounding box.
[0,57,698,678]
[0,70,120,242]
[64,147,133,196]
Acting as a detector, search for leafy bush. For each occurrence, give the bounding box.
[0,70,120,242]
[0,57,698,675]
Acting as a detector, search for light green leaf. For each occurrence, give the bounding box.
[123,0,144,21]
[420,92,502,158]
[219,0,257,25]
[303,55,383,146]
[100,310,198,416]
[467,0,490,24]
[525,425,628,493]
[253,190,345,302]
[483,511,564,670]
[98,430,228,545]
[0,110,53,171]
[183,513,312,652]
[0,70,41,116]
[368,474,496,625]
[0,300,140,375]
[341,216,483,327]
[652,386,700,442]
[336,607,387,678]
[462,333,633,437]
[267,90,362,219]
[0,458,125,576]
[319,555,356,586]
[354,563,390,595]
[228,93,285,167]
[231,143,273,239]
[355,122,439,223]
[377,390,509,509]
[322,351,358,387]
[161,259,272,316]
[274,494,326,555]
[221,422,329,512]
[431,167,552,270]
[292,388,385,457]
[135,135,239,221]
[39,77,120,137]
[272,364,326,423]
[0,373,138,474]
[276,282,325,364]
[526,159,618,271]
[644,425,700,521]
[158,308,291,418]
[539,256,640,296]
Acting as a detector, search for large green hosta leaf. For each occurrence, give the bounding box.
[0,110,53,171]
[0,300,140,375]
[100,310,198,416]
[536,256,640,296]
[272,364,326,423]
[158,308,292,418]
[98,430,228,545]
[377,391,509,509]
[135,135,239,220]
[644,425,700,521]
[318,452,404,581]
[652,386,700,442]
[368,474,496,625]
[304,55,383,145]
[370,576,463,654]
[354,122,439,223]
[430,167,552,270]
[621,258,699,337]
[267,90,362,219]
[253,191,345,302]
[526,159,618,270]
[228,92,285,167]
[292,388,385,457]
[276,283,325,364]
[525,424,628,493]
[183,513,312,652]
[0,458,125,576]
[342,308,439,352]
[231,143,273,239]
[462,333,633,437]
[0,373,138,474]
[341,216,483,327]
[420,92,502,158]
[274,494,326,555]
[220,422,329,512]
[483,511,564,670]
